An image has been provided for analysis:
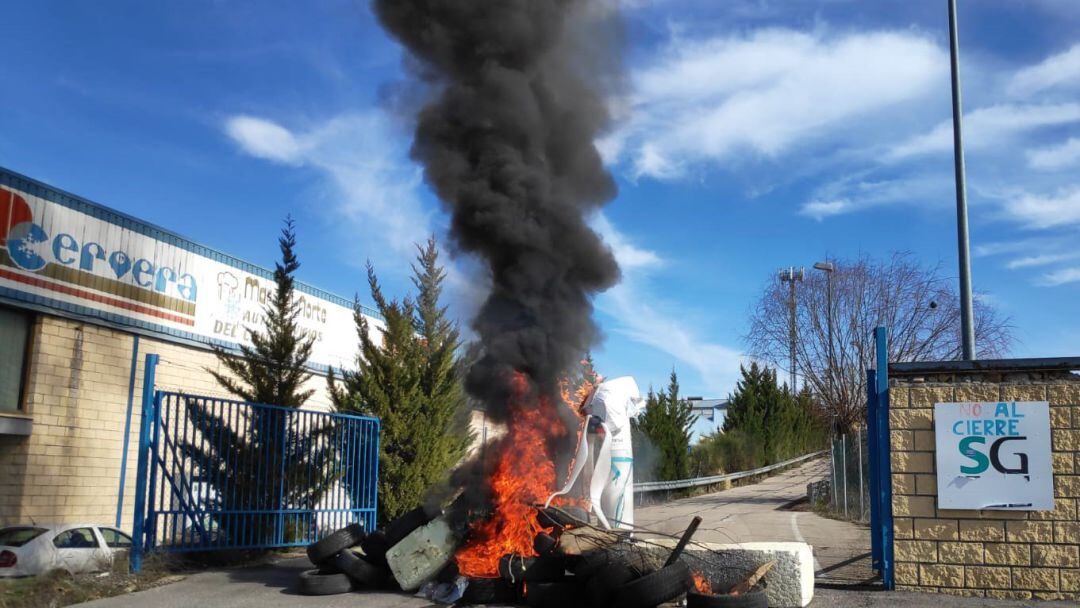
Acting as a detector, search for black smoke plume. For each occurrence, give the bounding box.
[373,0,623,421]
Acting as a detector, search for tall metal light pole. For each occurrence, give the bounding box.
[779,267,804,391]
[813,261,835,402]
[948,0,976,360]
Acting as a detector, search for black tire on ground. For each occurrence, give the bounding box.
[306,523,366,566]
[612,561,692,608]
[586,562,637,607]
[524,555,568,582]
[460,577,519,604]
[297,569,353,596]
[571,550,613,580]
[525,581,589,608]
[333,549,385,587]
[560,505,589,524]
[533,532,557,555]
[540,506,589,528]
[686,588,769,608]
[384,506,430,547]
[316,562,342,575]
[359,530,391,568]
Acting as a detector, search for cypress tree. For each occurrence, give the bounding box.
[330,239,471,521]
[209,216,315,406]
[632,370,696,481]
[183,216,331,546]
[723,363,824,463]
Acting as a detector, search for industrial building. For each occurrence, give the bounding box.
[0,167,380,530]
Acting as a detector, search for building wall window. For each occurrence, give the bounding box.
[0,307,31,413]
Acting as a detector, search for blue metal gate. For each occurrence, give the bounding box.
[867,327,895,589]
[130,354,379,570]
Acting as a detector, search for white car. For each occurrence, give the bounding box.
[0,524,133,577]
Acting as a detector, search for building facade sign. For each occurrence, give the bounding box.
[0,169,373,371]
[934,401,1054,510]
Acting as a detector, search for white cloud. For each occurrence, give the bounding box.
[592,214,743,394]
[224,113,432,257]
[1002,187,1080,230]
[590,213,663,270]
[1006,252,1080,269]
[1038,267,1080,287]
[225,115,305,164]
[1008,43,1080,97]
[799,199,852,221]
[798,174,951,219]
[610,28,946,178]
[1028,137,1080,170]
[888,103,1080,160]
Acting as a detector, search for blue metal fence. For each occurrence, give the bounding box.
[130,355,379,570]
[867,326,895,589]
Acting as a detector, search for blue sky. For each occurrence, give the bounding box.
[2,0,1079,398]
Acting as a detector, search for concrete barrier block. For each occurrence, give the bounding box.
[685,541,815,608]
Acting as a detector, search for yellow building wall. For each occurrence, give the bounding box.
[0,314,334,530]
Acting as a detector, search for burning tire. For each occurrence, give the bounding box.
[297,568,353,596]
[612,561,692,608]
[538,506,589,529]
[686,588,768,608]
[306,523,366,566]
[333,549,385,587]
[460,577,518,604]
[571,550,615,580]
[585,562,636,607]
[525,581,588,608]
[499,554,567,583]
[533,532,557,555]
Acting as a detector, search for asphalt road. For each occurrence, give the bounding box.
[635,458,874,585]
[79,460,1074,607]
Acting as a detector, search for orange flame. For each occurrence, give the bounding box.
[691,571,713,595]
[455,373,570,578]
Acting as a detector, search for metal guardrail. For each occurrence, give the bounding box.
[632,450,826,493]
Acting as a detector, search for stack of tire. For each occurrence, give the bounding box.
[298,507,433,596]
[515,550,694,608]
[522,505,767,608]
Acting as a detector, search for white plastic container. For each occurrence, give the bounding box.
[385,517,456,591]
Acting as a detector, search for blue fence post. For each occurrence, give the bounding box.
[129,353,158,573]
[874,327,895,590]
[277,413,288,546]
[115,335,140,528]
[866,368,881,571]
[372,419,381,532]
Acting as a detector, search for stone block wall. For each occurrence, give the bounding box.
[889,379,1080,601]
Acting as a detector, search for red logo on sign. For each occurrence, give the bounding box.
[0,188,34,247]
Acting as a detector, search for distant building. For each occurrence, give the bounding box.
[687,397,729,444]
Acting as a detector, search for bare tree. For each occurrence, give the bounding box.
[746,253,1013,433]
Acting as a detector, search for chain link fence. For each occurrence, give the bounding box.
[823,429,870,523]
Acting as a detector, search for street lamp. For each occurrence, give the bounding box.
[779,267,804,392]
[948,0,976,359]
[813,261,835,406]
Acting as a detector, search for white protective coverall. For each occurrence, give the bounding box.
[546,376,645,530]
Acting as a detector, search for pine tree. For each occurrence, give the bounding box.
[410,238,472,497]
[723,363,824,463]
[209,216,315,406]
[329,239,471,521]
[632,370,696,481]
[182,217,332,546]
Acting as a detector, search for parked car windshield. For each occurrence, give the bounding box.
[0,526,46,547]
[53,528,99,549]
[99,528,132,549]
